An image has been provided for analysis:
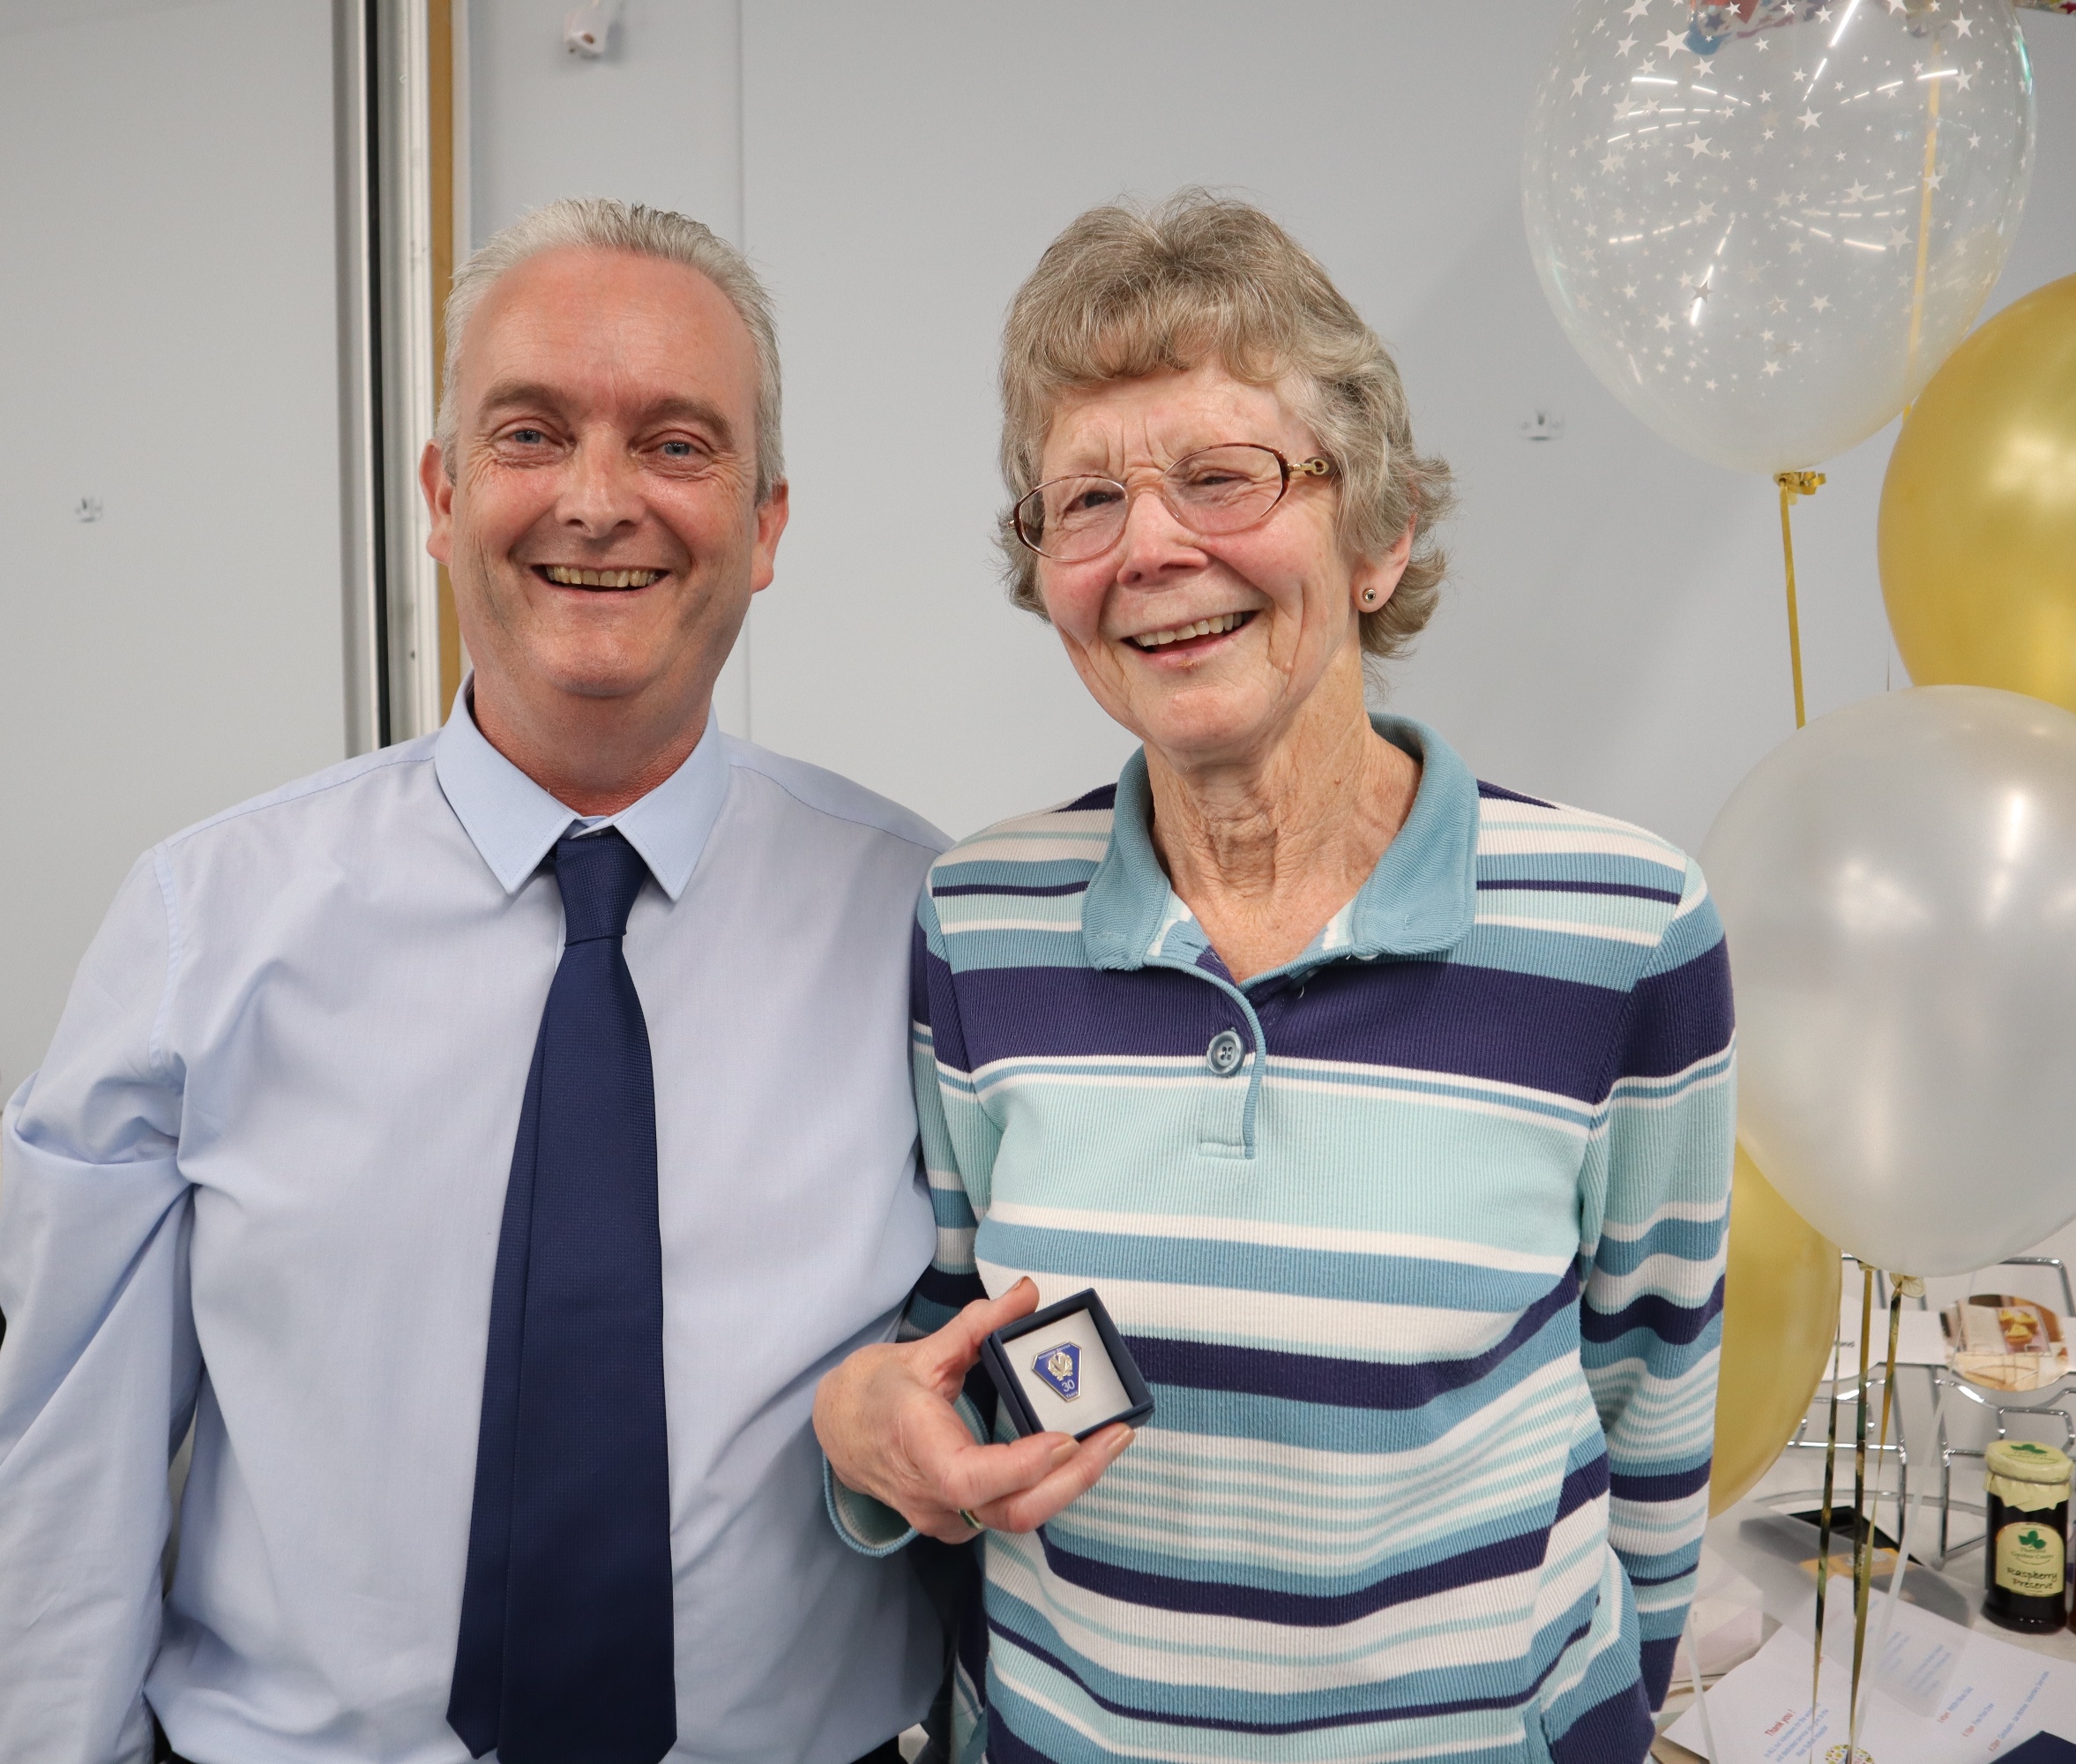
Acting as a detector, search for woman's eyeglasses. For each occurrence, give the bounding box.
[1012,444,1333,563]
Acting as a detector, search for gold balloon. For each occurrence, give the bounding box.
[1709,1145,1842,1515]
[1881,275,2076,714]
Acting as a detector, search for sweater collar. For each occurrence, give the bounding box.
[1080,713,1480,974]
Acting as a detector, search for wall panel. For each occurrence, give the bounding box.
[738,3,2076,845]
[0,0,347,1090]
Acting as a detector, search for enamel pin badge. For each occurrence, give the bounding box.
[1034,1342,1081,1400]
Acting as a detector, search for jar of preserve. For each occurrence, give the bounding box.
[1983,1438,2071,1633]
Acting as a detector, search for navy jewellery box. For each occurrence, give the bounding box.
[980,1287,1156,1442]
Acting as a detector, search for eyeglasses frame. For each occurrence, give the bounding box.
[1012,444,1335,562]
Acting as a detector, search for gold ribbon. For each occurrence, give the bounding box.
[1804,1268,1909,1764]
[1810,1267,1864,1761]
[1849,1289,1906,1757]
[1775,470,1825,731]
[1791,26,1941,1758]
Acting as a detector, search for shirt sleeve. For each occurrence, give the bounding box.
[1576,856,1735,1709]
[827,886,997,1558]
[0,848,201,1764]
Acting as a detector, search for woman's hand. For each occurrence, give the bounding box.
[813,1277,1136,1544]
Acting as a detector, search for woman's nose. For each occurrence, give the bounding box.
[1114,484,1201,585]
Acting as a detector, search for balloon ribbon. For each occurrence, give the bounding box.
[1808,1267,1861,1763]
[1870,1284,1942,1700]
[1774,471,1824,730]
[1849,1283,1910,1764]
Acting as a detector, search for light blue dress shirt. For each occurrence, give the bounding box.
[0,698,949,1764]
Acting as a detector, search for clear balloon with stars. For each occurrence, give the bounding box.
[1523,0,2034,475]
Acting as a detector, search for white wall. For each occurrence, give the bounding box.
[736,3,2076,847]
[0,0,347,1093]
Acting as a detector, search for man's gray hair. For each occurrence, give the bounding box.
[437,197,784,502]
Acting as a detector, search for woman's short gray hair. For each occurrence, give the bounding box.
[437,197,784,502]
[998,191,1453,659]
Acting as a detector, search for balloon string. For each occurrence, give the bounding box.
[1852,1281,1921,1764]
[1905,32,1943,400]
[1840,1270,1875,1756]
[1684,1602,1720,1764]
[1809,1271,1851,1764]
[1848,1286,1904,1760]
[1775,471,1825,730]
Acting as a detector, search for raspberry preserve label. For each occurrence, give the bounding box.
[1995,1519,2065,1598]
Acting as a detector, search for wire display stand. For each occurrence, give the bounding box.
[1927,1256,2076,1567]
[1753,1255,2076,1573]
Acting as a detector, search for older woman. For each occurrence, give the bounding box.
[816,193,1732,1764]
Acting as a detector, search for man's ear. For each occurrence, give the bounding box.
[749,479,790,595]
[421,440,455,565]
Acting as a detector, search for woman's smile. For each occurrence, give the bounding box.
[1120,608,1256,655]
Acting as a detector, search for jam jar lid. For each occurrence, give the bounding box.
[1986,1439,2073,1486]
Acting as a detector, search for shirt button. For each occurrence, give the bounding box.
[1206,1029,1245,1077]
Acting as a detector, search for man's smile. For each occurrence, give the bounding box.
[534,564,668,588]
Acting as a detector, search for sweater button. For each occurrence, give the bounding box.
[1206,1029,1244,1076]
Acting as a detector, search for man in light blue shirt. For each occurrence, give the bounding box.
[0,198,946,1764]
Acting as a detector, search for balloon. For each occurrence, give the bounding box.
[1879,274,2076,714]
[1701,686,2076,1276]
[1522,0,2034,475]
[1710,1145,1841,1514]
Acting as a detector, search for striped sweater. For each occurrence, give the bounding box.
[839,715,1733,1764]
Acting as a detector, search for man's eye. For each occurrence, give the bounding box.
[660,440,696,460]
[508,428,547,445]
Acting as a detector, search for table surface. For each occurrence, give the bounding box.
[1650,1468,2076,1760]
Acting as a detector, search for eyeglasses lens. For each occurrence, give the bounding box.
[1169,446,1286,531]
[1018,445,1289,562]
[1021,478,1126,563]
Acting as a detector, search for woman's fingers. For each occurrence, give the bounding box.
[818,1335,1073,1524]
[817,1282,1035,1491]
[903,1425,1135,1542]
[970,1424,1135,1533]
[925,1426,1079,1514]
[814,1278,1128,1544]
[916,1277,1042,1394]
[902,1429,1078,1544]
[913,1509,991,1544]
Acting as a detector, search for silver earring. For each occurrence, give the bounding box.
[1361,587,1378,606]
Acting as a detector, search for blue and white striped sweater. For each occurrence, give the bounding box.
[878,716,1732,1763]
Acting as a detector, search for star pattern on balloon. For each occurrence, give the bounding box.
[1522,0,2032,472]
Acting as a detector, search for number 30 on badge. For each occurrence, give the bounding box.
[981,1287,1155,1441]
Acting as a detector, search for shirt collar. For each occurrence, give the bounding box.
[432,682,731,900]
[1080,713,1480,973]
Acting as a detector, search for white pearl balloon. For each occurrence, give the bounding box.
[1523,0,2034,475]
[1702,688,2076,1276]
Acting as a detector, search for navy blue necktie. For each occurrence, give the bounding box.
[449,828,677,1764]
